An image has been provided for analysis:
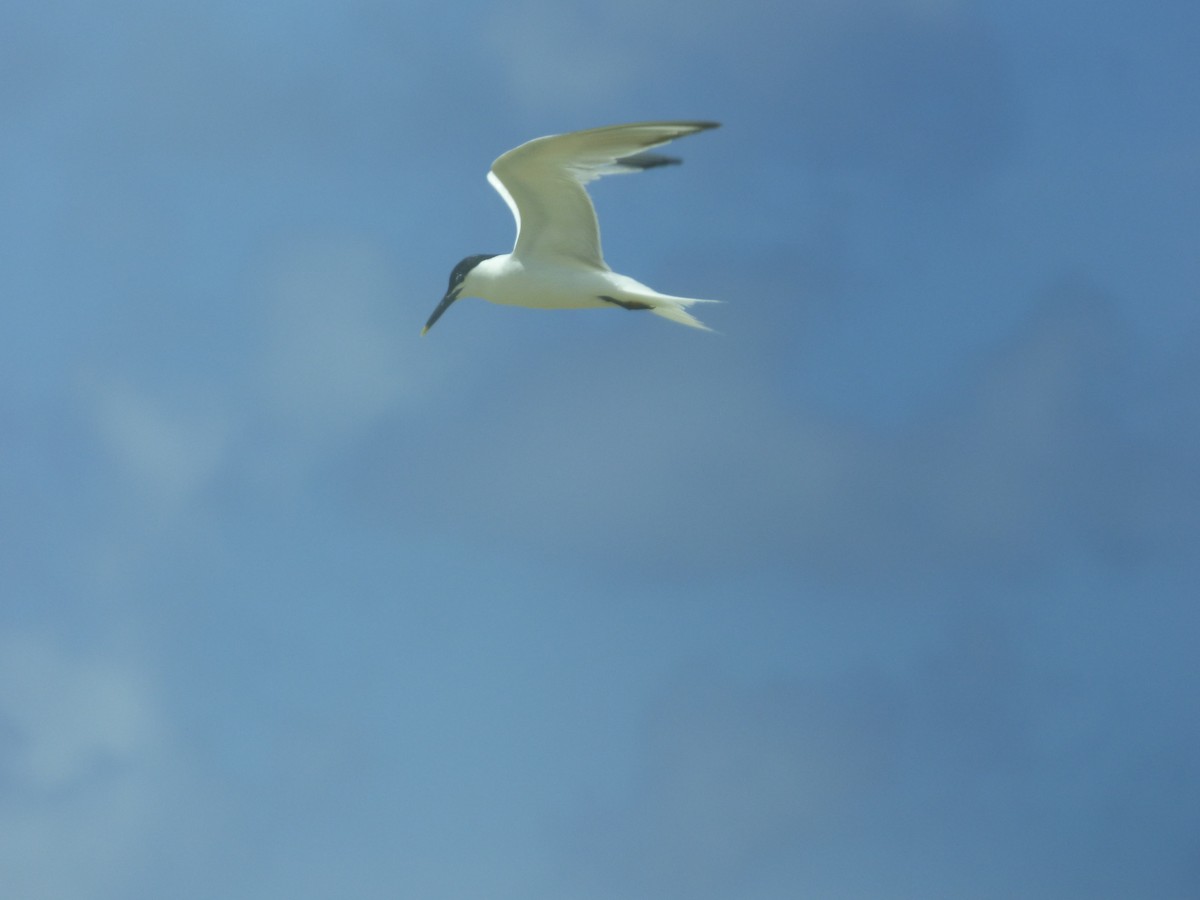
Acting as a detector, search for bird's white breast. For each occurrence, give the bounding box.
[468,254,614,311]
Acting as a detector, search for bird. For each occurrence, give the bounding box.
[422,121,720,335]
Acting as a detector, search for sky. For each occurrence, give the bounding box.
[2,1,1199,897]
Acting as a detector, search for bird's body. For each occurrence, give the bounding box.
[463,254,701,319]
[423,121,720,335]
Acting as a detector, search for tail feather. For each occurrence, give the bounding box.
[647,296,719,331]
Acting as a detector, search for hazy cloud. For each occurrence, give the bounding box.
[559,600,1200,898]
[484,0,1014,179]
[0,634,170,899]
[85,374,231,509]
[565,668,898,899]
[256,238,410,435]
[365,282,1159,584]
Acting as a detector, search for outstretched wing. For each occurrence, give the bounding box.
[487,121,719,270]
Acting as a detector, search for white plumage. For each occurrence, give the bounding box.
[423,121,720,335]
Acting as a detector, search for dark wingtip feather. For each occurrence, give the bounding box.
[616,151,683,170]
[669,121,720,134]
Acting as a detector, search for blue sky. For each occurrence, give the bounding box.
[3,1,1198,897]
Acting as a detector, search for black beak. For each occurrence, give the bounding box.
[422,289,459,336]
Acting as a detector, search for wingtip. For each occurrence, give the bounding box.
[674,121,721,141]
[420,325,429,337]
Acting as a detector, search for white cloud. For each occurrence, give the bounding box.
[0,634,173,899]
[258,238,410,435]
[562,668,898,899]
[85,374,230,509]
[0,636,160,789]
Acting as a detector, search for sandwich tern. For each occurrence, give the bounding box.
[423,121,720,335]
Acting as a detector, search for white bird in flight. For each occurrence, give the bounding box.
[423,121,720,335]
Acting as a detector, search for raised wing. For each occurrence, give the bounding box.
[488,121,719,270]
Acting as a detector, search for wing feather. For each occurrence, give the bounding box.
[488,121,719,269]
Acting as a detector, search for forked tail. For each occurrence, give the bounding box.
[648,296,719,331]
[599,291,719,330]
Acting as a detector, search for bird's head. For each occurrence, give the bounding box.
[422,254,498,335]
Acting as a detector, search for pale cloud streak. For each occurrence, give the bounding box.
[0,634,173,899]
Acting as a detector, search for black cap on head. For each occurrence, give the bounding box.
[422,253,499,335]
